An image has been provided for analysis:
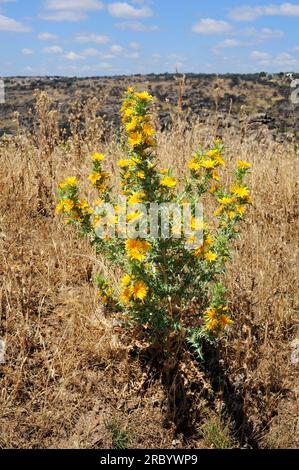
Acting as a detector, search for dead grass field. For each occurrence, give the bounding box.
[0,91,298,449]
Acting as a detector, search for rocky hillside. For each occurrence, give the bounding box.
[1,73,299,140]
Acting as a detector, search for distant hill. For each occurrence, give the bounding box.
[1,73,298,140]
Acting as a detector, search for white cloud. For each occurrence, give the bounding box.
[110,44,124,54]
[129,41,140,49]
[250,50,297,68]
[274,52,297,66]
[75,32,109,44]
[41,0,103,21]
[21,48,34,55]
[43,45,63,54]
[64,51,86,60]
[115,21,158,31]
[192,18,232,35]
[229,3,299,21]
[241,27,284,40]
[101,53,115,59]
[38,32,58,40]
[0,14,31,32]
[250,50,271,60]
[107,2,153,18]
[57,62,114,74]
[125,51,140,59]
[41,11,86,21]
[216,39,242,48]
[45,0,103,10]
[81,47,101,56]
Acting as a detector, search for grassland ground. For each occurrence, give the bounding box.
[0,93,298,448]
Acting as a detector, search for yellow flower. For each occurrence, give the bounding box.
[88,172,102,185]
[219,314,233,329]
[201,158,216,169]
[218,196,233,205]
[160,176,177,188]
[135,91,153,101]
[59,176,78,189]
[128,132,143,147]
[159,168,168,175]
[98,183,108,193]
[120,286,132,305]
[63,199,75,213]
[136,171,145,179]
[78,199,89,210]
[118,159,133,168]
[123,108,134,119]
[236,205,246,216]
[127,211,142,222]
[205,251,217,262]
[125,238,151,261]
[206,149,219,158]
[231,184,250,199]
[121,274,132,288]
[228,211,236,220]
[205,233,213,246]
[126,118,139,132]
[131,280,148,301]
[128,191,145,205]
[214,154,225,167]
[206,308,217,320]
[55,200,65,214]
[143,123,155,136]
[212,170,220,181]
[127,86,134,93]
[214,205,224,217]
[237,160,251,169]
[91,153,104,161]
[188,159,201,172]
[205,318,219,331]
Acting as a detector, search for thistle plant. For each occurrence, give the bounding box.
[56,87,252,356]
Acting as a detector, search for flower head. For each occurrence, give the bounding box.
[237,160,251,169]
[231,184,250,199]
[205,251,217,262]
[160,176,177,188]
[135,91,153,101]
[92,153,105,161]
[59,176,78,189]
[128,132,143,148]
[131,280,148,301]
[125,238,151,261]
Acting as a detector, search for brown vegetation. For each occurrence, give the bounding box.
[0,89,298,448]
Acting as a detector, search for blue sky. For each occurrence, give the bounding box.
[1,0,299,76]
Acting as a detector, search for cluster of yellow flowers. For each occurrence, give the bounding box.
[204,305,233,333]
[125,238,151,262]
[88,153,110,198]
[55,176,93,224]
[120,274,148,305]
[188,147,225,182]
[56,87,253,347]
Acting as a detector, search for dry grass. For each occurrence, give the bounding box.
[0,92,298,449]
